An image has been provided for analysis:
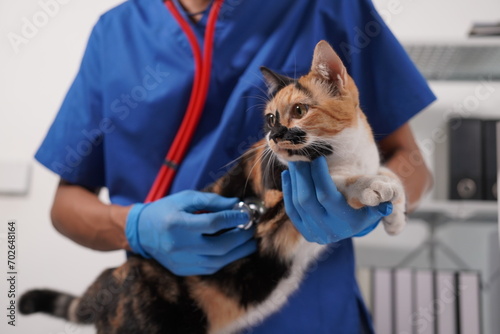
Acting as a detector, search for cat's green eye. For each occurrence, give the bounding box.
[292,103,309,119]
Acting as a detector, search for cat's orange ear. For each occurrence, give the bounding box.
[311,40,348,90]
[260,66,294,96]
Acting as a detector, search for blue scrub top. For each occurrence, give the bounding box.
[35,0,435,332]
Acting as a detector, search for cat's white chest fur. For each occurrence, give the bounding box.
[327,118,407,236]
[326,120,380,176]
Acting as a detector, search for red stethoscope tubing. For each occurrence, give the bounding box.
[145,0,224,203]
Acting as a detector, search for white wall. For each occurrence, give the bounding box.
[373,0,500,41]
[1,1,124,333]
[0,0,499,333]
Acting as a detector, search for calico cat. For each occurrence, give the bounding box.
[19,40,406,334]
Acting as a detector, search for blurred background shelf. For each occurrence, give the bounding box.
[405,41,500,81]
[415,199,497,222]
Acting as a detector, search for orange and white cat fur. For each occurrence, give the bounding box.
[264,40,406,236]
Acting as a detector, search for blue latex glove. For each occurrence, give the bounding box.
[281,157,393,244]
[125,190,256,276]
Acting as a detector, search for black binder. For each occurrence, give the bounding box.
[449,118,483,200]
[482,120,498,200]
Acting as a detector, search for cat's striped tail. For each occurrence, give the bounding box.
[19,289,92,324]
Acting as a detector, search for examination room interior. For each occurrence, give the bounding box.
[1,0,500,333]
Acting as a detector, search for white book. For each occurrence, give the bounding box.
[373,268,392,334]
[436,271,457,334]
[458,272,481,334]
[394,268,413,334]
[414,270,435,334]
[488,232,500,333]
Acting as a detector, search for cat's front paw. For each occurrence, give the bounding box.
[342,174,407,235]
[351,175,402,207]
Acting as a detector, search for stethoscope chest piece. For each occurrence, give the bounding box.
[233,198,267,230]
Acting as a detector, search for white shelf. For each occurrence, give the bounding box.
[413,199,497,223]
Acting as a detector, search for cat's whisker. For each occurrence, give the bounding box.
[241,75,273,101]
[242,101,269,110]
[221,142,268,170]
[262,147,275,175]
[303,145,322,158]
[261,146,279,188]
[244,103,268,115]
[241,94,270,106]
[270,152,278,187]
[243,145,271,193]
[241,142,268,156]
[263,146,278,187]
[305,134,333,145]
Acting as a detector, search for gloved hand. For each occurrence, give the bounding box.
[281,157,392,244]
[125,190,256,276]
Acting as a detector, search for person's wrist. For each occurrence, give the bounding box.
[125,203,152,258]
[107,204,134,251]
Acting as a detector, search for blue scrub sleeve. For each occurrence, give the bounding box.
[35,22,106,188]
[341,0,436,139]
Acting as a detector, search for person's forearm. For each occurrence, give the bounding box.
[378,123,433,213]
[384,149,433,213]
[51,181,132,251]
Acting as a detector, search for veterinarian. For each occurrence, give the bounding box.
[35,0,435,332]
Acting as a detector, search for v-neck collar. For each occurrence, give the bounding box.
[140,0,230,45]
[171,0,212,27]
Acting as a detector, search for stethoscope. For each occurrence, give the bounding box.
[145,0,224,203]
[145,0,266,228]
